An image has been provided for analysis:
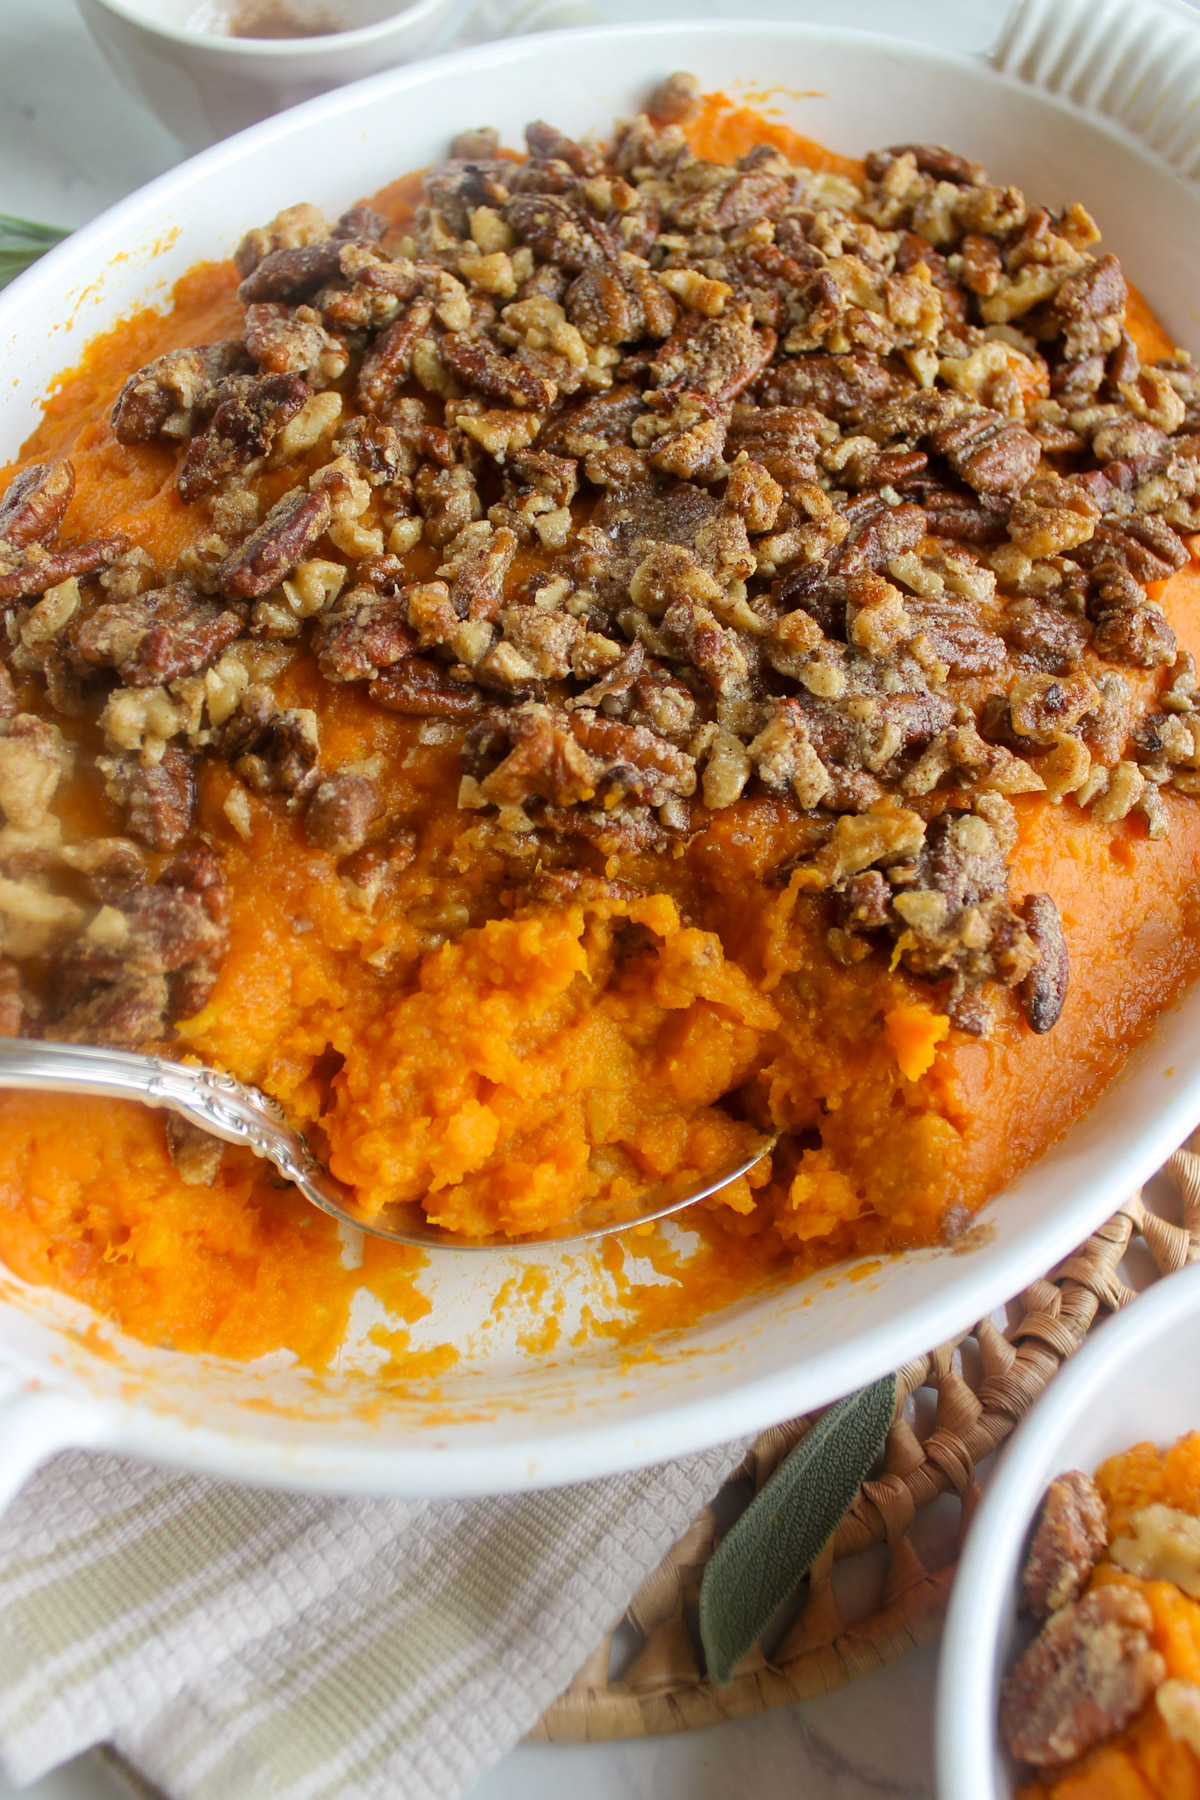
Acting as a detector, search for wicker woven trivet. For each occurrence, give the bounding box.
[532,1140,1200,1742]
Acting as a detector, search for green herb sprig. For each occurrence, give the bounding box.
[699,1373,897,1686]
[0,215,70,292]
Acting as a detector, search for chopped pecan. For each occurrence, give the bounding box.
[177,373,311,503]
[215,489,332,601]
[370,657,484,718]
[566,257,677,346]
[415,464,482,548]
[46,861,228,1048]
[0,460,75,551]
[244,304,348,383]
[224,686,320,797]
[1020,892,1069,1033]
[649,303,776,403]
[1021,1471,1107,1624]
[102,747,196,852]
[76,584,243,686]
[931,409,1041,496]
[441,332,554,410]
[304,772,383,856]
[312,588,416,682]
[237,240,344,305]
[1000,1586,1164,1769]
[110,341,252,444]
[647,71,703,125]
[503,193,617,271]
[357,299,436,412]
[757,352,895,425]
[0,537,131,605]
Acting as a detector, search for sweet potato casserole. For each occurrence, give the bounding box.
[1,78,1199,1361]
[1004,1435,1200,1796]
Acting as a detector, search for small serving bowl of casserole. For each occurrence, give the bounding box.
[938,1254,1200,1799]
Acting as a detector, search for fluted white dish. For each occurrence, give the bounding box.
[2,2,1200,1505]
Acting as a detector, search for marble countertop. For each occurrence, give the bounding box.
[0,0,1093,1794]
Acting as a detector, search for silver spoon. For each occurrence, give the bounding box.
[0,1039,777,1250]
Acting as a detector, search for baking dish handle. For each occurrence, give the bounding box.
[992,0,1200,180]
[0,1376,103,1513]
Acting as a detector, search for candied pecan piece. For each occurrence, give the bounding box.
[356,298,435,413]
[110,342,251,444]
[1004,601,1091,675]
[1053,253,1128,360]
[649,303,776,404]
[1021,1471,1106,1623]
[215,488,332,601]
[1075,515,1188,584]
[313,589,416,682]
[370,657,483,718]
[503,192,617,270]
[443,525,516,623]
[870,142,985,185]
[566,258,677,346]
[661,598,749,695]
[105,746,196,851]
[62,836,148,903]
[0,460,74,551]
[76,583,243,686]
[647,71,703,124]
[905,600,1007,674]
[243,303,348,382]
[415,464,481,548]
[237,240,344,305]
[1091,599,1177,669]
[1020,893,1069,1034]
[840,500,929,578]
[304,772,383,857]
[0,536,131,605]
[441,333,554,410]
[47,867,228,1048]
[177,373,311,503]
[931,410,1041,497]
[224,686,320,797]
[473,704,597,807]
[540,383,644,455]
[1007,671,1100,746]
[569,709,695,803]
[525,120,604,177]
[1000,1586,1164,1769]
[757,352,895,425]
[46,969,169,1049]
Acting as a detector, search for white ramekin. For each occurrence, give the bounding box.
[937,1259,1200,1800]
[75,0,455,150]
[1,2,1200,1505]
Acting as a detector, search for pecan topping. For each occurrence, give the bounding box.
[6,89,1200,1061]
[77,584,243,686]
[0,460,75,551]
[1000,1586,1165,1769]
[216,489,332,600]
[1021,1470,1108,1623]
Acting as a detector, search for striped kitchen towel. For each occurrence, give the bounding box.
[0,1436,747,1799]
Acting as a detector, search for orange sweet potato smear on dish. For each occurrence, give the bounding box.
[1,84,1200,1366]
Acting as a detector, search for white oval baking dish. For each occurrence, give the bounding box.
[2,0,1200,1504]
[936,1257,1200,1800]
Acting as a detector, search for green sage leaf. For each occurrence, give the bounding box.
[699,1372,897,1686]
[0,215,70,292]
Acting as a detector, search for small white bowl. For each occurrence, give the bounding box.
[76,0,455,150]
[937,1260,1200,1800]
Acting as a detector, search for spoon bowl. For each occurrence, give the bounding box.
[0,1039,777,1249]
